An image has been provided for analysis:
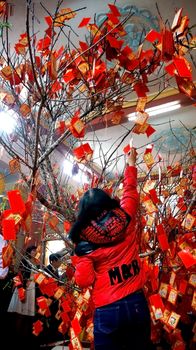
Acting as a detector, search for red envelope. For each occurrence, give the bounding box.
[149,293,165,312]
[146,124,156,137]
[173,57,192,79]
[78,17,91,28]
[71,317,82,336]
[178,250,196,269]
[178,280,187,294]
[107,13,120,25]
[108,4,121,17]
[149,189,159,204]
[2,219,16,240]
[145,29,161,43]
[7,190,26,215]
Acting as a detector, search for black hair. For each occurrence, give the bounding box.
[25,245,37,258]
[69,188,120,243]
[49,253,61,263]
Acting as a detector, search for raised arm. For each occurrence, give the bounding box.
[120,148,139,219]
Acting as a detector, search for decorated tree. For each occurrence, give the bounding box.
[0,1,195,349]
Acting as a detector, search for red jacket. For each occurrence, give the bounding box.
[74,166,146,308]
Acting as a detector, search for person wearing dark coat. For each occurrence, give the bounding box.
[44,253,62,279]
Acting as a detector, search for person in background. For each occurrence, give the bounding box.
[44,253,62,279]
[7,244,40,350]
[0,233,14,346]
[69,149,153,350]
[41,252,65,348]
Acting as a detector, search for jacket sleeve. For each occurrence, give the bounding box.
[74,256,95,289]
[120,166,139,219]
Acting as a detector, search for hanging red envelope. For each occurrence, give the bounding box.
[47,52,57,80]
[149,189,159,204]
[171,8,183,31]
[64,221,71,233]
[18,287,26,301]
[15,43,27,55]
[159,283,169,299]
[177,197,187,211]
[135,111,149,125]
[146,124,156,137]
[58,322,68,335]
[143,152,155,168]
[168,288,178,305]
[20,103,31,117]
[54,8,76,27]
[0,65,12,80]
[45,16,53,27]
[34,272,46,285]
[134,81,149,98]
[45,26,56,39]
[176,77,196,98]
[78,17,91,28]
[136,97,147,112]
[107,13,120,25]
[55,120,66,135]
[132,122,148,135]
[61,300,71,312]
[36,36,51,51]
[173,57,192,79]
[60,311,70,323]
[167,311,181,329]
[79,41,89,51]
[7,190,26,215]
[70,335,83,350]
[108,4,121,17]
[39,278,58,297]
[54,287,65,299]
[51,80,62,93]
[63,68,77,83]
[2,219,17,240]
[2,243,14,267]
[121,45,134,60]
[73,143,93,162]
[178,250,196,269]
[178,280,187,294]
[70,115,85,138]
[175,15,189,36]
[181,214,195,230]
[32,320,43,336]
[149,293,165,320]
[161,29,175,61]
[145,29,161,43]
[36,296,49,309]
[71,317,82,336]
[189,274,196,289]
[165,62,176,76]
[126,58,139,71]
[157,233,169,251]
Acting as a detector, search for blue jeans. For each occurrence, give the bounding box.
[94,290,152,350]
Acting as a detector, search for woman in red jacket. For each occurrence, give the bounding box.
[69,149,152,350]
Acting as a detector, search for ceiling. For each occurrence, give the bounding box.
[0,0,195,182]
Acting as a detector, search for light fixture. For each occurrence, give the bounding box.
[63,158,89,184]
[128,100,181,121]
[0,109,17,134]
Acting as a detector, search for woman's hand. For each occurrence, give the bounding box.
[126,148,137,166]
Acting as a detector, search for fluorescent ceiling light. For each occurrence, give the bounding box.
[128,100,181,120]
